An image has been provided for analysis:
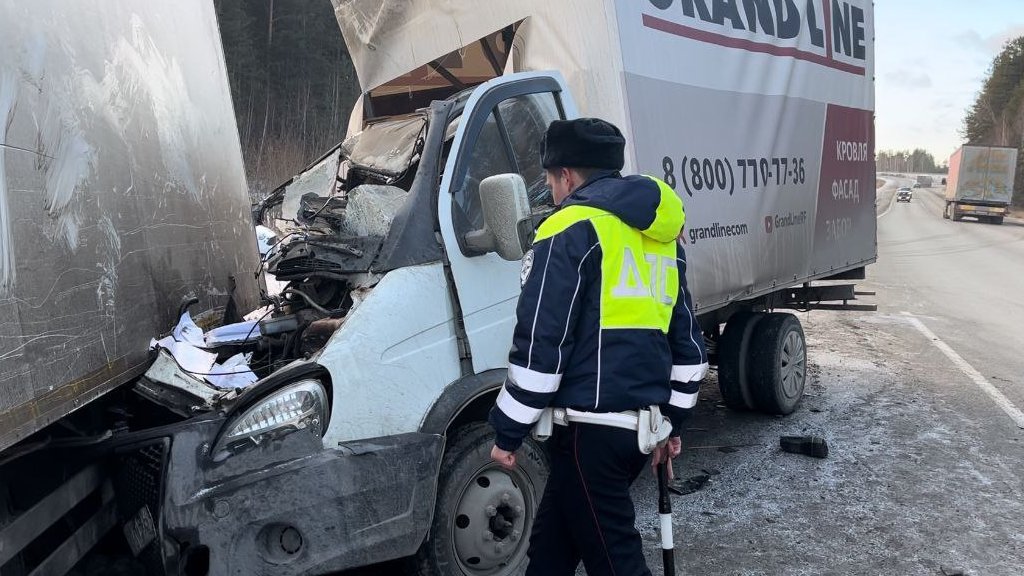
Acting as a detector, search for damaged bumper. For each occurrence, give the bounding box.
[146,417,442,575]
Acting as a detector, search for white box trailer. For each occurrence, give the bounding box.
[338,0,876,315]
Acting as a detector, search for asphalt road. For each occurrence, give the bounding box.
[345,178,1024,575]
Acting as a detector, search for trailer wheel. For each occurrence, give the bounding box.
[942,203,950,219]
[416,422,546,576]
[991,216,1004,225]
[717,312,764,410]
[749,313,807,415]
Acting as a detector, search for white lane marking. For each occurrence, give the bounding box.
[877,180,903,219]
[902,312,1024,429]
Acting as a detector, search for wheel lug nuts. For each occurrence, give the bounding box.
[512,530,521,541]
[495,542,505,553]
[501,492,511,504]
[486,505,497,517]
[513,505,523,516]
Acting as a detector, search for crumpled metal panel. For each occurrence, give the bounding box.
[341,116,426,178]
[277,149,343,230]
[0,0,260,451]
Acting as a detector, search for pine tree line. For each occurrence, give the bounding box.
[876,149,942,174]
[962,36,1024,206]
[214,0,361,201]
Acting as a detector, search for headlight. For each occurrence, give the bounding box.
[213,380,329,461]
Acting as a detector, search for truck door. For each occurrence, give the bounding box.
[437,72,578,374]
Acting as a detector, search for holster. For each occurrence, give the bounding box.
[532,407,555,441]
[638,405,672,454]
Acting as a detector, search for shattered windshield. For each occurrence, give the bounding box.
[264,114,427,240]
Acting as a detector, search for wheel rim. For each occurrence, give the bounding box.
[451,465,534,575]
[779,329,806,399]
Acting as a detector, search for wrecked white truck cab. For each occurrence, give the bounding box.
[224,72,574,574]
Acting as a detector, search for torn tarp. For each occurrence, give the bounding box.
[205,320,261,346]
[150,313,260,391]
[206,353,258,390]
[149,335,217,375]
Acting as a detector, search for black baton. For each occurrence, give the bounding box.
[657,462,675,575]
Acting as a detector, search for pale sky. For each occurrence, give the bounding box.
[875,1,1024,163]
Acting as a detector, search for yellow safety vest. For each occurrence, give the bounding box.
[533,177,684,333]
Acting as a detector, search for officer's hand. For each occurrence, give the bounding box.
[666,436,682,459]
[651,436,682,480]
[491,445,517,469]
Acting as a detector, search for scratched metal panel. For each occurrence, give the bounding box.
[0,0,261,451]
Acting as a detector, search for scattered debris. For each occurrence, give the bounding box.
[668,474,711,496]
[779,435,829,458]
[939,566,967,576]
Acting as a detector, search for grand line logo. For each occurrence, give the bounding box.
[645,0,868,75]
[765,211,808,233]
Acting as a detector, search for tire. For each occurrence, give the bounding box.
[717,311,764,410]
[748,313,807,415]
[992,216,1004,225]
[416,423,548,576]
[943,204,950,219]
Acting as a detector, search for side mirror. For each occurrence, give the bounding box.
[465,174,534,260]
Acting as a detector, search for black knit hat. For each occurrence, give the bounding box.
[541,118,625,170]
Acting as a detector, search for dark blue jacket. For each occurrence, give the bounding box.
[489,173,708,451]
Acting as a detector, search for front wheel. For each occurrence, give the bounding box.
[416,423,548,576]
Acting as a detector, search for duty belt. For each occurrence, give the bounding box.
[532,405,673,454]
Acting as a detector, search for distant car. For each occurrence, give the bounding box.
[913,183,921,188]
[897,188,912,202]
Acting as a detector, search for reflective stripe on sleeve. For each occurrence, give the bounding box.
[508,363,562,394]
[671,362,709,383]
[496,386,544,425]
[669,389,699,409]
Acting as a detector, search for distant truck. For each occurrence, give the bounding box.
[916,175,932,187]
[944,146,1018,224]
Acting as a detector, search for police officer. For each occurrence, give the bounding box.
[488,118,708,575]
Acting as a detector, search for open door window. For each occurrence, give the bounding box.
[448,79,568,257]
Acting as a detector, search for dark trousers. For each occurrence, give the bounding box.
[526,423,651,576]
